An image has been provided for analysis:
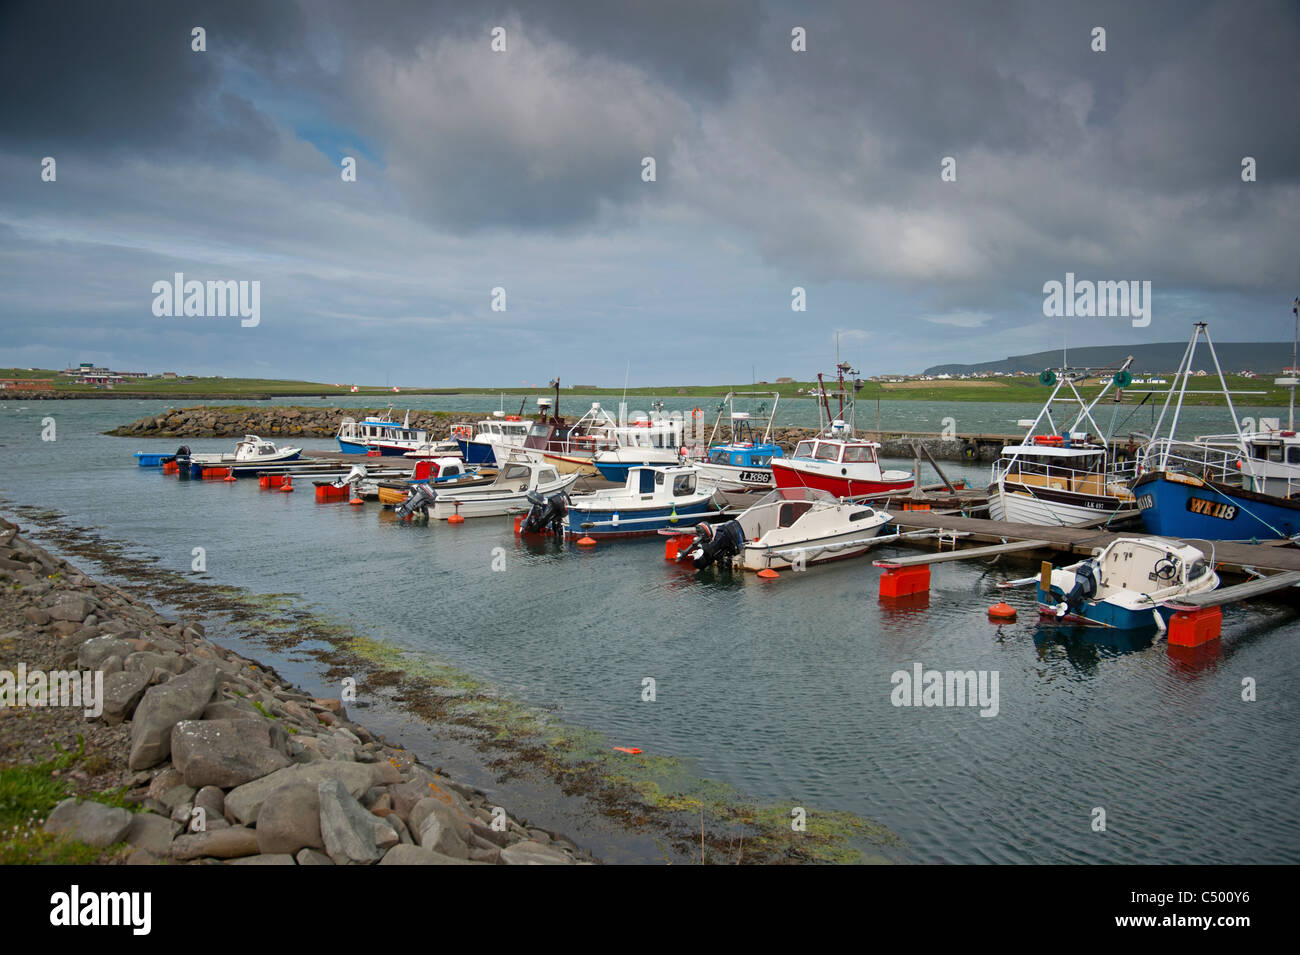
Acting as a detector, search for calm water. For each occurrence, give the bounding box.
[2,398,1298,864]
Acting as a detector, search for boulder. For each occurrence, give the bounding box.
[255,782,323,855]
[227,854,296,865]
[410,797,471,859]
[127,664,218,769]
[317,779,385,864]
[295,848,334,865]
[379,844,484,865]
[125,812,178,857]
[48,594,96,622]
[77,636,133,670]
[43,798,134,848]
[499,841,574,865]
[98,670,150,725]
[223,760,379,825]
[170,827,260,860]
[170,719,292,788]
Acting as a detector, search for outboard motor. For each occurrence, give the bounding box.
[173,445,192,479]
[683,520,745,570]
[1055,559,1098,617]
[521,490,568,536]
[395,483,437,519]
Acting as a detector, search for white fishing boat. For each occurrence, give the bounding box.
[592,410,685,482]
[189,435,302,467]
[1033,537,1219,631]
[428,457,578,520]
[337,408,428,455]
[988,359,1139,526]
[505,385,618,476]
[451,402,533,465]
[671,487,892,572]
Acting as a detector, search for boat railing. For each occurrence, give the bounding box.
[991,456,1134,496]
[1134,438,1294,494]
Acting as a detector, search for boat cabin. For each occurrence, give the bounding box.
[791,438,882,465]
[338,416,428,445]
[996,445,1116,495]
[625,466,699,498]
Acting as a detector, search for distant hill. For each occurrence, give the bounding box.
[923,342,1293,376]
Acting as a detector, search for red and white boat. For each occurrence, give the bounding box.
[770,361,914,498]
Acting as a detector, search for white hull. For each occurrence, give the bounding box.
[989,486,1128,527]
[739,523,884,571]
[430,472,578,520]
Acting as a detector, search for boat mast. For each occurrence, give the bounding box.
[1290,297,1299,430]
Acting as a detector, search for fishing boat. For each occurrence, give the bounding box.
[1134,321,1300,540]
[770,361,913,498]
[563,464,723,538]
[336,408,429,455]
[189,435,303,468]
[592,407,685,482]
[987,361,1139,526]
[503,379,617,476]
[402,439,465,460]
[428,457,578,520]
[668,487,892,572]
[1034,537,1219,631]
[692,392,785,493]
[452,396,533,465]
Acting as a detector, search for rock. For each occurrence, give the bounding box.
[125,651,186,676]
[98,670,150,725]
[77,636,133,669]
[43,798,134,848]
[146,768,185,800]
[194,785,225,820]
[201,700,261,722]
[255,783,323,855]
[125,812,177,856]
[499,841,574,865]
[127,663,218,769]
[170,719,292,788]
[48,594,96,622]
[295,848,334,865]
[379,844,484,865]
[223,760,379,825]
[23,608,50,625]
[227,853,296,865]
[318,779,385,864]
[170,827,260,861]
[410,798,471,859]
[469,818,511,848]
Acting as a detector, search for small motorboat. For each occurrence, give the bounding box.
[337,408,428,455]
[564,464,723,538]
[428,457,578,520]
[1033,536,1220,631]
[189,435,303,468]
[376,458,496,507]
[669,487,892,572]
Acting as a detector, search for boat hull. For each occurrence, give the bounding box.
[771,460,911,498]
[456,440,498,466]
[739,524,884,571]
[338,440,413,456]
[566,499,718,538]
[1133,471,1300,540]
[989,484,1131,526]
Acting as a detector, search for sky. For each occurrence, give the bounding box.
[1,0,1297,386]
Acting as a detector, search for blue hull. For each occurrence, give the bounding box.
[1036,588,1173,631]
[457,440,496,465]
[566,499,716,538]
[338,440,404,456]
[134,452,169,467]
[1134,472,1300,540]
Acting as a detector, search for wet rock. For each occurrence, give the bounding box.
[77,636,133,669]
[379,844,483,865]
[410,798,471,859]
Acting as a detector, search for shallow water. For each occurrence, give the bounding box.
[3,398,1298,863]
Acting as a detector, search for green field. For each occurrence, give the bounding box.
[1,368,1289,405]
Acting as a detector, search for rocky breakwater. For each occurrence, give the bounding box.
[106,406,480,440]
[0,515,588,865]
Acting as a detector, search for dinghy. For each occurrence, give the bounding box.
[427,458,578,520]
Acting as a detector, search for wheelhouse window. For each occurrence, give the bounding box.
[709,451,729,465]
[673,473,696,495]
[794,441,814,458]
[1289,446,1300,465]
[842,445,873,463]
[814,443,840,462]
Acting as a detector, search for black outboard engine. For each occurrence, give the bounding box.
[1055,559,1099,616]
[521,490,568,536]
[395,483,437,519]
[685,520,745,570]
[173,445,192,479]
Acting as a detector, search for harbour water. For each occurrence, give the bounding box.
[2,398,1298,863]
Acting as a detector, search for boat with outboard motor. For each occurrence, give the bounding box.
[562,464,723,538]
[1033,536,1219,631]
[425,456,578,520]
[188,435,303,469]
[769,361,913,498]
[668,486,892,572]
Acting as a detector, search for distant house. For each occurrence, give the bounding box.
[162,372,178,379]
[775,377,794,383]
